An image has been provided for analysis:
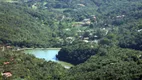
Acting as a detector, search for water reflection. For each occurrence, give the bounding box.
[24,49,60,62]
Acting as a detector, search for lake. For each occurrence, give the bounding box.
[23,48,73,69]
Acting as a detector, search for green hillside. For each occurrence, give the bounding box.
[0,0,142,48]
[64,47,142,80]
[0,50,67,80]
[0,2,60,47]
[0,0,142,80]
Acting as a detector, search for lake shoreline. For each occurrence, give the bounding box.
[16,48,61,51]
[22,48,74,69]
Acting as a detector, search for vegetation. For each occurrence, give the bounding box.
[57,43,98,65]
[64,47,142,80]
[0,0,142,80]
[0,50,67,80]
[118,22,142,50]
[0,2,56,47]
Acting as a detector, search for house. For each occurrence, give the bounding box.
[116,16,121,18]
[3,62,10,65]
[138,29,142,32]
[93,16,96,21]
[66,37,74,40]
[94,35,99,39]
[94,35,98,38]
[82,19,91,26]
[6,46,12,49]
[91,15,97,21]
[84,37,89,40]
[1,72,12,77]
[83,19,90,22]
[72,22,82,27]
[77,4,85,7]
[83,40,89,43]
[116,15,125,18]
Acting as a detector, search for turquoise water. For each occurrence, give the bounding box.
[23,48,74,68]
[24,49,60,62]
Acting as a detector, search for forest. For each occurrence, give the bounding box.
[0,0,142,80]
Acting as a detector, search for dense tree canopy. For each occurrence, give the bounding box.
[62,47,142,80]
[0,50,67,80]
[57,43,98,65]
[0,0,142,80]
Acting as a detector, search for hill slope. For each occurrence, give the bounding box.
[0,2,60,47]
[0,0,142,48]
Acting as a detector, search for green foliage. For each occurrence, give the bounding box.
[118,21,142,50]
[1,0,142,79]
[0,2,64,48]
[0,50,67,80]
[0,0,142,48]
[57,43,98,65]
[63,47,142,80]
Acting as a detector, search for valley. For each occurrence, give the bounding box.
[0,0,142,80]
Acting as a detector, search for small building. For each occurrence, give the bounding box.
[83,19,90,22]
[6,46,12,49]
[84,37,89,40]
[66,37,74,40]
[94,35,99,39]
[1,72,12,78]
[77,4,85,7]
[138,29,142,32]
[91,15,97,21]
[3,62,10,65]
[82,19,91,26]
[116,15,125,18]
[83,40,89,43]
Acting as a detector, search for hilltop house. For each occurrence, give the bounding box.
[116,15,125,18]
[77,4,85,7]
[83,40,89,43]
[82,37,89,43]
[1,72,12,78]
[90,15,97,22]
[82,19,91,26]
[84,37,89,40]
